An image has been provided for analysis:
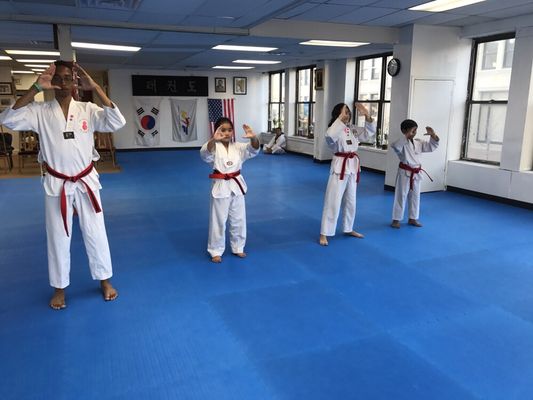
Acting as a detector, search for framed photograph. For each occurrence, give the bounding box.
[214,77,226,93]
[0,82,13,95]
[233,77,247,95]
[315,69,324,90]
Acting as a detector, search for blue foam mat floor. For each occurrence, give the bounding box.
[1,149,532,400]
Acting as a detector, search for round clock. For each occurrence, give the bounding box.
[387,58,401,77]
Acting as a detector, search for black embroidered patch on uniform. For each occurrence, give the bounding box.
[63,131,75,139]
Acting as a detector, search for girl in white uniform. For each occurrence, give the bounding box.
[390,119,439,228]
[0,61,126,310]
[200,117,259,263]
[319,102,376,246]
[264,127,286,154]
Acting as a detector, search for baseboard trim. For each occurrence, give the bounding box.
[117,146,201,152]
[447,186,533,210]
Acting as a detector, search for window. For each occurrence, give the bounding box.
[354,54,392,149]
[295,66,316,138]
[268,71,285,131]
[462,33,515,164]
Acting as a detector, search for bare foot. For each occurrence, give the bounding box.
[408,219,423,227]
[211,256,222,263]
[319,234,328,246]
[49,288,66,310]
[233,252,247,258]
[391,220,401,229]
[346,231,364,239]
[100,280,118,301]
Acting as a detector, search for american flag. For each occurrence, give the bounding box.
[208,98,235,138]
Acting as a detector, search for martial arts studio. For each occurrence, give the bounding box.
[1,1,533,399]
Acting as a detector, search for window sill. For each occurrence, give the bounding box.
[288,136,314,142]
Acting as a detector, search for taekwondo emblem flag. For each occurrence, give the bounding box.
[170,99,198,142]
[207,98,235,139]
[134,98,162,146]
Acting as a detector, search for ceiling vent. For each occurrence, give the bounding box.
[78,0,142,11]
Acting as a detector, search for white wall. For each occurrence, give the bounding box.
[384,25,471,192]
[108,69,268,149]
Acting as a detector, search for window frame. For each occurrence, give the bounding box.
[460,32,515,165]
[268,70,285,132]
[354,52,392,149]
[295,65,316,139]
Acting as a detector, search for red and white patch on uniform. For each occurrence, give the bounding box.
[344,127,350,134]
[79,119,89,133]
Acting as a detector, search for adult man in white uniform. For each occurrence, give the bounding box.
[263,127,286,154]
[0,61,126,309]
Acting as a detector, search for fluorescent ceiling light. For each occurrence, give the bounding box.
[25,64,49,68]
[410,0,486,12]
[16,59,56,63]
[71,42,141,52]
[31,68,46,72]
[233,59,281,64]
[212,45,277,52]
[12,70,35,74]
[300,40,368,47]
[6,49,60,56]
[0,56,12,60]
[212,65,254,70]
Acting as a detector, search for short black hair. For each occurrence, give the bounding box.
[214,117,233,131]
[54,60,74,72]
[400,119,418,133]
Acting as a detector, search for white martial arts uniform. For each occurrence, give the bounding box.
[264,133,286,154]
[0,99,126,288]
[391,135,439,221]
[200,141,259,257]
[320,118,376,236]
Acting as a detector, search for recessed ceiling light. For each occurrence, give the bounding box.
[16,59,56,63]
[233,60,281,64]
[24,64,49,68]
[212,65,254,70]
[299,40,369,48]
[6,50,60,56]
[0,56,12,60]
[12,70,35,74]
[409,0,486,12]
[71,42,141,52]
[212,45,278,52]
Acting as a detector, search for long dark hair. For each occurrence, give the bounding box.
[214,117,234,131]
[328,103,349,127]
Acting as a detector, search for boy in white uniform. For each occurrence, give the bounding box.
[200,117,259,263]
[391,119,439,228]
[319,102,375,246]
[264,127,286,154]
[0,61,126,309]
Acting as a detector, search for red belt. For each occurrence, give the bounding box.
[45,163,101,236]
[399,162,433,190]
[209,170,245,195]
[334,152,360,182]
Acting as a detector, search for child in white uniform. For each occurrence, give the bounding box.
[391,119,439,228]
[200,117,259,263]
[319,102,375,246]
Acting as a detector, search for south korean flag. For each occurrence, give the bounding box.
[134,98,162,146]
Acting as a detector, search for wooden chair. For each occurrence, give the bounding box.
[18,131,40,172]
[94,131,117,167]
[0,126,14,172]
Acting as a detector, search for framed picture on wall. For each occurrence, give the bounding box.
[315,69,324,90]
[233,77,247,95]
[214,77,226,93]
[0,82,13,95]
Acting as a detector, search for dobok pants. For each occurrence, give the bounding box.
[45,189,112,289]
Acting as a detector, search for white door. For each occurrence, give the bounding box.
[410,79,453,192]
